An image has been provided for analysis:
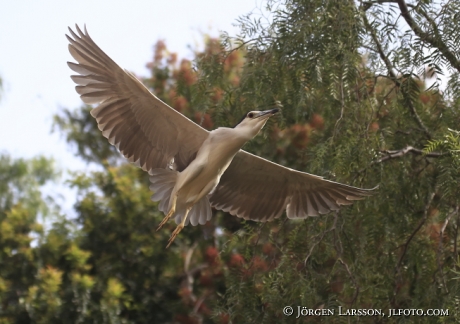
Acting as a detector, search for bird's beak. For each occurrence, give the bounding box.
[256,108,280,119]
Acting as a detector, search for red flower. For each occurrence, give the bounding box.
[229,253,245,268]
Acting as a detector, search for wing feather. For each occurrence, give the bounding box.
[209,150,376,221]
[67,25,208,172]
[68,25,376,223]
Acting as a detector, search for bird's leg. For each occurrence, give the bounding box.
[156,193,178,231]
[166,207,191,248]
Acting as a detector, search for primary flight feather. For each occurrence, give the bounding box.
[66,25,375,247]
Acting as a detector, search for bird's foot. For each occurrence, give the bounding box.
[166,224,184,248]
[157,207,175,231]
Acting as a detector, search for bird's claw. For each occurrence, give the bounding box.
[166,224,184,248]
[157,208,175,231]
[156,218,167,231]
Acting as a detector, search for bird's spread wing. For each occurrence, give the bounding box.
[66,25,209,172]
[209,150,375,221]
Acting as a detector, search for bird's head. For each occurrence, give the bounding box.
[234,108,280,139]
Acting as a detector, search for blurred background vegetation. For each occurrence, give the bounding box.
[2,0,460,322]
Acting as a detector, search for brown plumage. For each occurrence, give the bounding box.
[67,25,376,246]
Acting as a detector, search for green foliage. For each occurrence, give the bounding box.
[0,154,58,215]
[424,129,460,201]
[53,106,122,165]
[0,154,59,323]
[191,0,460,321]
[3,0,460,322]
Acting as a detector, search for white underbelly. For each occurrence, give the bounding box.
[175,128,244,207]
[182,169,222,203]
[179,155,234,205]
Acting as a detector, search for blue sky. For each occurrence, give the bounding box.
[0,0,261,217]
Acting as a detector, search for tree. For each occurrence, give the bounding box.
[0,154,60,322]
[189,0,460,321]
[4,0,460,322]
[51,37,241,323]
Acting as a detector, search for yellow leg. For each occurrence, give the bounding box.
[166,207,191,248]
[156,194,177,231]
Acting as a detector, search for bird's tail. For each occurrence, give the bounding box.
[149,168,178,215]
[149,169,212,226]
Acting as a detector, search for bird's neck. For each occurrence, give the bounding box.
[209,128,249,156]
[234,121,267,140]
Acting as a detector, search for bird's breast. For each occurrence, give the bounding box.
[177,129,247,204]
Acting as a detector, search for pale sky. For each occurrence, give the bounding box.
[0,0,262,217]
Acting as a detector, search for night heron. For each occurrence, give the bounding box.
[66,25,375,247]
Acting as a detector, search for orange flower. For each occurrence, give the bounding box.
[309,113,324,130]
[229,253,245,268]
[369,122,379,132]
[194,113,214,130]
[205,246,219,265]
[289,124,311,149]
[173,96,188,112]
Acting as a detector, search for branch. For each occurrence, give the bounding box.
[354,145,445,180]
[333,76,346,136]
[361,44,379,53]
[375,145,448,163]
[354,145,445,179]
[362,13,432,139]
[223,36,272,59]
[455,210,460,268]
[338,258,360,306]
[437,206,458,293]
[374,84,397,116]
[180,243,200,304]
[333,215,360,306]
[396,0,460,73]
[407,3,441,40]
[306,211,361,306]
[393,191,436,302]
[179,264,208,280]
[361,0,397,12]
[304,213,337,265]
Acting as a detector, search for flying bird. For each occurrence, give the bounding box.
[66,25,375,247]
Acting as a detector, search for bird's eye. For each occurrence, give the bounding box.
[247,112,254,118]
